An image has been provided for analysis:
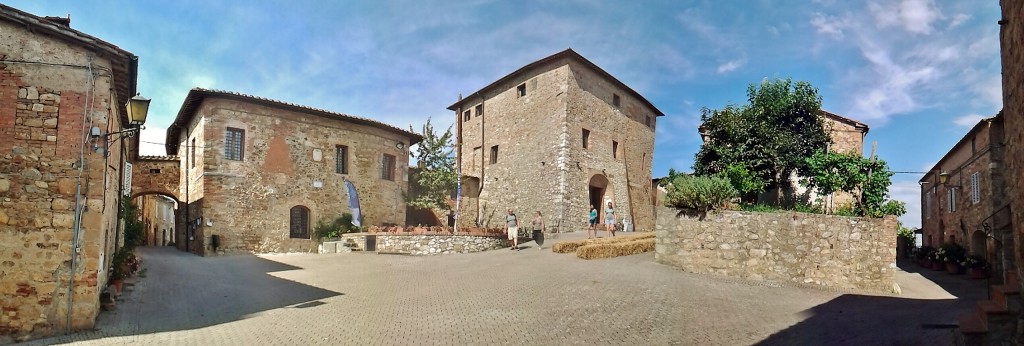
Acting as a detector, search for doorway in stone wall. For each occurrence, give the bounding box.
[971,230,987,257]
[589,174,609,221]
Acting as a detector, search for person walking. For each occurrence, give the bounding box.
[505,208,520,250]
[531,211,545,250]
[588,205,598,239]
[604,202,616,237]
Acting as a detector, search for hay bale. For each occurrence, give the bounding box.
[575,238,656,260]
[550,232,654,253]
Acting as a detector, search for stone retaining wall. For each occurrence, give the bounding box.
[655,206,898,292]
[320,233,508,255]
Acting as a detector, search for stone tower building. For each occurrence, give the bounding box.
[450,49,663,233]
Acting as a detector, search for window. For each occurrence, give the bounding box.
[381,154,396,180]
[475,104,484,117]
[517,83,526,97]
[225,127,245,161]
[947,188,956,212]
[613,94,621,107]
[645,115,653,128]
[190,138,196,168]
[336,145,349,174]
[582,129,591,149]
[925,193,931,219]
[463,110,471,122]
[149,168,161,174]
[971,172,980,204]
[612,141,619,159]
[289,206,310,239]
[490,145,498,164]
[971,138,976,154]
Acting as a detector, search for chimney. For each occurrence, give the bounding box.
[42,14,71,28]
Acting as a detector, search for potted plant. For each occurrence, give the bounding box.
[915,246,934,267]
[962,255,989,279]
[931,248,946,271]
[940,242,967,274]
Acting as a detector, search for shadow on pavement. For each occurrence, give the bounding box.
[754,259,988,345]
[26,246,341,345]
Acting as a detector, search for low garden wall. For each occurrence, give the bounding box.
[320,232,508,255]
[654,206,898,292]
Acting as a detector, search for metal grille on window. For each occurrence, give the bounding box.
[336,146,348,174]
[289,206,309,239]
[381,154,395,180]
[225,128,244,161]
[971,172,980,204]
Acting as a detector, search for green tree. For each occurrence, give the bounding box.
[694,78,830,201]
[408,118,457,212]
[800,150,906,217]
[719,163,765,202]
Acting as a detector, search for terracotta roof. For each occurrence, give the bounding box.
[820,110,869,134]
[448,48,665,116]
[920,111,1003,183]
[165,88,423,155]
[0,4,138,125]
[137,155,179,161]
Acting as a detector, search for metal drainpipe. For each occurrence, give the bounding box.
[184,127,190,254]
[65,58,95,334]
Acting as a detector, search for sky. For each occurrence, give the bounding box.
[8,0,1003,228]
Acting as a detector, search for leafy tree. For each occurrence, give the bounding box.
[408,118,457,212]
[120,197,144,249]
[800,150,906,217]
[657,168,688,187]
[719,163,765,202]
[694,78,830,201]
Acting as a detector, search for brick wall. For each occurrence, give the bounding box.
[655,207,898,292]
[998,1,1024,337]
[0,20,126,342]
[176,97,415,255]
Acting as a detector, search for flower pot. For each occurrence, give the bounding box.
[110,279,124,295]
[968,267,987,279]
[946,262,962,274]
[931,261,945,271]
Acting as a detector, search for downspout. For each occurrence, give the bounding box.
[184,127,190,254]
[478,97,485,226]
[454,94,462,233]
[65,57,95,334]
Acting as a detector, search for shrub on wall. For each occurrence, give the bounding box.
[315,213,361,240]
[664,175,738,212]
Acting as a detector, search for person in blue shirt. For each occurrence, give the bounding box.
[588,205,598,239]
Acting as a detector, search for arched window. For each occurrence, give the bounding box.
[289,206,310,239]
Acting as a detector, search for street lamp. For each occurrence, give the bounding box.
[938,171,950,185]
[125,93,151,126]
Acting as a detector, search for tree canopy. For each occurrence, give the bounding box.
[693,78,830,198]
[407,118,457,211]
[799,150,906,217]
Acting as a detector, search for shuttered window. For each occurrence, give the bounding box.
[289,206,310,239]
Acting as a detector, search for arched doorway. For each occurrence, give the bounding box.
[588,174,610,220]
[970,230,987,257]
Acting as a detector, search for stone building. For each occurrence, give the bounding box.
[137,193,176,246]
[450,49,663,233]
[997,0,1024,342]
[919,114,1007,276]
[0,5,140,342]
[164,88,422,255]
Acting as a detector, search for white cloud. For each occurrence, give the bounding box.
[889,180,922,228]
[716,59,744,73]
[139,126,169,156]
[869,0,944,35]
[952,114,987,127]
[949,13,970,28]
[810,12,847,39]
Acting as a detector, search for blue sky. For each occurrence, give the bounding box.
[8,0,1003,228]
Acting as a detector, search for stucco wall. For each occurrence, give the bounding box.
[177,97,414,255]
[655,207,898,292]
[0,20,126,341]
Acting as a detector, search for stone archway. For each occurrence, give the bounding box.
[131,191,180,247]
[588,174,612,220]
[131,156,180,202]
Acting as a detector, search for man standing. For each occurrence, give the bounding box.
[505,208,520,251]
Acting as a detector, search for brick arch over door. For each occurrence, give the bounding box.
[131,156,181,201]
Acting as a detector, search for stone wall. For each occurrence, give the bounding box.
[655,207,898,292]
[175,94,416,255]
[998,2,1024,338]
[320,233,507,255]
[0,19,128,342]
[454,51,658,235]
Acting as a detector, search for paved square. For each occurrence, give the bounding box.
[26,233,984,345]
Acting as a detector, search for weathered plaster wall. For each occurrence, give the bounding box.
[0,20,125,341]
[655,207,898,292]
[179,97,414,255]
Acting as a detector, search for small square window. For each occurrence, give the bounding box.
[517,84,526,97]
[582,129,590,149]
[490,145,499,164]
[463,110,471,122]
[613,94,621,107]
[149,168,161,174]
[475,104,484,117]
[612,141,619,159]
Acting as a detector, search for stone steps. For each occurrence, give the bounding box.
[957,271,1020,345]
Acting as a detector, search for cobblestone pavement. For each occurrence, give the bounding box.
[23,232,985,345]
